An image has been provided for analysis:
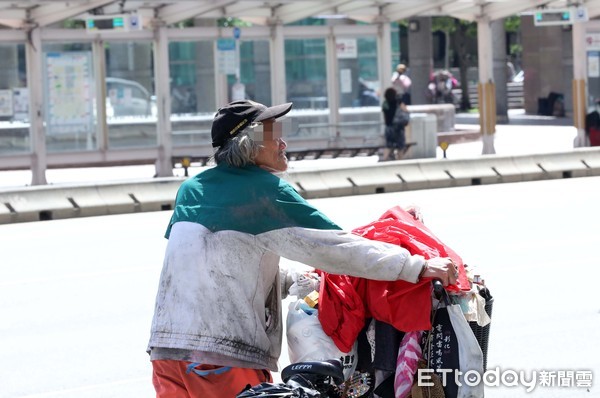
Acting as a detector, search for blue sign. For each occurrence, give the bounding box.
[217,38,236,51]
[233,27,241,40]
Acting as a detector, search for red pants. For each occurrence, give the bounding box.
[152,360,272,398]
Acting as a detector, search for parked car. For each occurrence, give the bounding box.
[106,77,154,117]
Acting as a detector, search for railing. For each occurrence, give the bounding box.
[452,81,524,109]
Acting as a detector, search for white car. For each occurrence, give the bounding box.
[106,77,155,118]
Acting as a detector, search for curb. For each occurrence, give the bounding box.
[1,148,599,224]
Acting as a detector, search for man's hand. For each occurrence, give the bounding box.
[289,272,320,299]
[420,257,458,286]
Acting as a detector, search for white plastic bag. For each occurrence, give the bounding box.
[448,303,484,398]
[286,299,357,381]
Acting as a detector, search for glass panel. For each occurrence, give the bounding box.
[42,42,96,152]
[226,40,271,105]
[391,22,401,71]
[338,37,381,142]
[169,40,216,147]
[285,38,329,142]
[588,50,600,108]
[340,37,379,108]
[285,38,327,110]
[0,43,28,155]
[105,41,156,148]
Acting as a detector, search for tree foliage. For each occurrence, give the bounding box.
[429,16,521,110]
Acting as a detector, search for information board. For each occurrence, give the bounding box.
[44,52,94,136]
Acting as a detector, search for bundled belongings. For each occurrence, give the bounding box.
[317,206,471,353]
[305,206,492,398]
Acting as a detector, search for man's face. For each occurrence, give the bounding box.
[252,119,288,172]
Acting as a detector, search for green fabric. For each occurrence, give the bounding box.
[166,164,340,237]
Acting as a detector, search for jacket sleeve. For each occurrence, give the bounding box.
[256,227,425,283]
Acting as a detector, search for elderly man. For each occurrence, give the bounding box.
[147,100,455,397]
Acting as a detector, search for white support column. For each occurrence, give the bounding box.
[270,20,287,105]
[26,27,47,185]
[325,27,340,137]
[377,19,392,97]
[572,21,587,147]
[477,17,496,154]
[214,42,229,107]
[92,39,108,151]
[153,23,174,177]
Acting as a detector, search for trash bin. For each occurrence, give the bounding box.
[537,98,551,116]
[538,92,564,117]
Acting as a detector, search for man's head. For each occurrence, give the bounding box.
[211,100,293,172]
[396,64,407,73]
[211,100,292,148]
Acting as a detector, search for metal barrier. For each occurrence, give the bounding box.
[2,147,599,225]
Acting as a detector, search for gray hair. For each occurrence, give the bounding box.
[212,128,261,167]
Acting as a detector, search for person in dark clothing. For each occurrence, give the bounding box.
[381,87,408,161]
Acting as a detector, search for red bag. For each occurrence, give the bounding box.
[362,206,470,292]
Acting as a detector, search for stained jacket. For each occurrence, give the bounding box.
[147,163,425,371]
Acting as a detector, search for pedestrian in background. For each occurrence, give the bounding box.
[391,63,412,104]
[147,99,456,397]
[381,88,410,161]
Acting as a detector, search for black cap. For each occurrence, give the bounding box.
[211,100,293,148]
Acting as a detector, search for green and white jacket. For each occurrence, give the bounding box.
[148,163,425,371]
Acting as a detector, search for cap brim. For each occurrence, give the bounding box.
[255,102,293,123]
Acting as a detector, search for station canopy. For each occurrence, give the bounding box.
[1,0,600,29]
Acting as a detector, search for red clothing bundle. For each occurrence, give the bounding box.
[318,206,469,352]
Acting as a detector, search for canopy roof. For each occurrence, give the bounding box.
[0,0,599,29]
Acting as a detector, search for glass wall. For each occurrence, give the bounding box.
[284,38,329,141]
[339,37,379,108]
[338,37,382,142]
[0,43,28,155]
[285,38,327,110]
[391,22,401,73]
[42,42,96,152]
[226,40,272,105]
[105,41,156,149]
[588,49,600,108]
[169,40,216,147]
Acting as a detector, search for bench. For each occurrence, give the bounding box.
[173,142,417,176]
[286,142,416,161]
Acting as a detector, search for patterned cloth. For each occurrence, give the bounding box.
[394,331,423,398]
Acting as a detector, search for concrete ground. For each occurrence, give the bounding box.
[0,176,598,398]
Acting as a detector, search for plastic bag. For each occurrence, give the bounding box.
[286,299,357,381]
[423,295,484,398]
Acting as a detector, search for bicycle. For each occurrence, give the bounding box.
[237,359,373,398]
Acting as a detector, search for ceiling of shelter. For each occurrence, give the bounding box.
[1,0,600,29]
